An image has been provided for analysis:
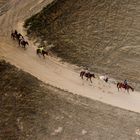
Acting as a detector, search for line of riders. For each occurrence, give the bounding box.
[11,30,29,49]
[11,30,49,57]
[11,30,134,93]
[80,68,134,93]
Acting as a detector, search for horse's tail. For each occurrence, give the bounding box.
[117,82,120,88]
[80,71,82,77]
[80,71,84,77]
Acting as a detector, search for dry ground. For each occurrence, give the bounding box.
[0,1,140,139]
[1,60,140,140]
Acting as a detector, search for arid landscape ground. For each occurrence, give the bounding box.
[1,60,140,140]
[0,0,140,139]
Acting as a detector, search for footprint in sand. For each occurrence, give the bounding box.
[98,87,102,90]
[107,91,113,94]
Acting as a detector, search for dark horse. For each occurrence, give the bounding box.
[11,32,17,40]
[11,30,23,41]
[36,48,49,58]
[80,71,95,83]
[19,40,29,49]
[117,82,134,93]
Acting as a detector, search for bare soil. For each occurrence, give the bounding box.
[0,1,140,139]
[1,60,140,140]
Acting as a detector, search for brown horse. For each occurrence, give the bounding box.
[36,48,49,58]
[11,31,24,45]
[117,82,134,93]
[11,32,17,40]
[80,71,95,83]
[19,40,29,49]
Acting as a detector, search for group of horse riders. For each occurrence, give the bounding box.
[11,29,48,57]
[11,30,29,49]
[83,68,133,92]
[11,30,133,92]
[11,30,23,43]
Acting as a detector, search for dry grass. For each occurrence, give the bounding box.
[24,0,140,90]
[1,60,140,140]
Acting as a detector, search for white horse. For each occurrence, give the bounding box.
[99,75,108,82]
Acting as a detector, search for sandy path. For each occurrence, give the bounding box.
[0,0,140,113]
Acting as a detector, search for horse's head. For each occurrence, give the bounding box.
[91,73,95,78]
[125,84,134,92]
[129,86,134,92]
[26,41,29,45]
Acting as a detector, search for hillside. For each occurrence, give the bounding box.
[1,60,140,140]
[0,0,140,139]
[0,0,10,16]
[25,0,140,89]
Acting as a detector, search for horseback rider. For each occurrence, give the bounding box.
[39,46,45,54]
[18,34,24,46]
[85,67,90,77]
[85,67,89,73]
[124,79,128,87]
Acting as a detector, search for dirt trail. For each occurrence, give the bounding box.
[0,0,140,113]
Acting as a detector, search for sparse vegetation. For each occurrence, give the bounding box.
[0,0,140,139]
[1,60,140,140]
[24,0,140,90]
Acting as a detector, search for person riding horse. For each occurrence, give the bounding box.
[80,68,95,83]
[19,38,29,49]
[36,46,49,58]
[11,30,18,40]
[39,46,44,54]
[117,80,134,93]
[17,33,24,42]
[124,79,128,86]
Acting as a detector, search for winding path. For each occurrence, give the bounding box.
[0,0,140,113]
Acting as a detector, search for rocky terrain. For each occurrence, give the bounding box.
[25,0,140,90]
[1,60,140,140]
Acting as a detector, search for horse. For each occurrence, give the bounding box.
[99,75,108,83]
[11,31,24,42]
[117,82,134,93]
[19,39,29,49]
[11,32,17,40]
[80,71,95,83]
[17,34,24,44]
[36,48,49,58]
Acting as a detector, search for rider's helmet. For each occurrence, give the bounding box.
[124,79,128,85]
[85,67,89,73]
